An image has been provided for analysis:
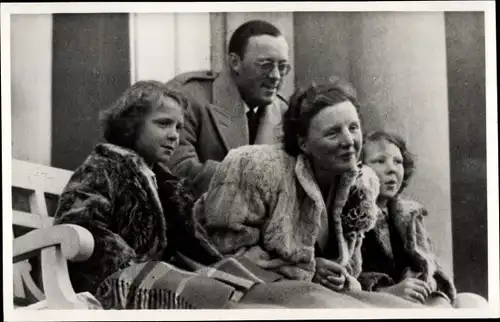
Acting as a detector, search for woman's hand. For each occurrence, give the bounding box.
[313,257,348,292]
[379,277,432,304]
[345,274,362,292]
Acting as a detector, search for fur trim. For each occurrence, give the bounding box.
[54,143,205,294]
[199,144,380,280]
[359,197,457,302]
[153,163,223,264]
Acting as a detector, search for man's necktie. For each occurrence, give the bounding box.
[247,107,259,145]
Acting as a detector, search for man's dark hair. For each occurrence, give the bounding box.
[228,20,282,58]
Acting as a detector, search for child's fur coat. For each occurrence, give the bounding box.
[358,197,457,303]
[53,143,221,295]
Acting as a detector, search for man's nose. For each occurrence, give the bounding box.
[268,64,282,80]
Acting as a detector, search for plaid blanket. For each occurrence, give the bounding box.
[91,254,424,309]
[95,254,285,309]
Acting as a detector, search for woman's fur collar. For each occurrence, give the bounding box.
[295,153,380,264]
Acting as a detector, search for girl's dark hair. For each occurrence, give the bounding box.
[361,130,416,193]
[283,76,360,156]
[100,80,188,149]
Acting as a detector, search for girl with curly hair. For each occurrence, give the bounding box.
[53,80,275,309]
[359,130,488,308]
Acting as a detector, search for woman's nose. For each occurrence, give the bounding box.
[340,130,354,147]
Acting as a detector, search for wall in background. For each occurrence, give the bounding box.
[12,13,211,171]
[51,13,131,171]
[293,12,352,89]
[445,12,487,298]
[352,12,453,277]
[130,13,211,83]
[11,14,53,166]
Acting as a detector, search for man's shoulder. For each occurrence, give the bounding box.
[170,70,219,86]
[167,70,219,104]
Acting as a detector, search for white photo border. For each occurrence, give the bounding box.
[2,1,498,320]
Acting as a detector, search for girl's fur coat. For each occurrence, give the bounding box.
[53,143,221,294]
[358,197,457,302]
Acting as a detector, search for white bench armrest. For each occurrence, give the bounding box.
[13,224,97,309]
[14,224,94,263]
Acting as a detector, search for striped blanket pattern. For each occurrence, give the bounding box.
[95,254,284,309]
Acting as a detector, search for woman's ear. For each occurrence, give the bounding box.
[227,53,242,75]
[298,136,309,154]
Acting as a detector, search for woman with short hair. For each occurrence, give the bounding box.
[194,78,423,308]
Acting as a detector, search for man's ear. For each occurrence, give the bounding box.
[298,136,308,154]
[227,52,242,75]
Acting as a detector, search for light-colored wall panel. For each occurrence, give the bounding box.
[11,14,52,165]
[175,13,211,74]
[131,12,211,83]
[293,12,353,89]
[210,12,226,73]
[350,12,453,276]
[130,13,176,83]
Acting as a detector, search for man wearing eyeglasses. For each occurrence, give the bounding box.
[166,20,291,197]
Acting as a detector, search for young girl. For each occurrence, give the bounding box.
[54,81,286,309]
[358,130,488,308]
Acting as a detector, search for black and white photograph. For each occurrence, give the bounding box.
[2,1,498,320]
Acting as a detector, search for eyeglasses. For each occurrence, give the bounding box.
[254,60,291,77]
